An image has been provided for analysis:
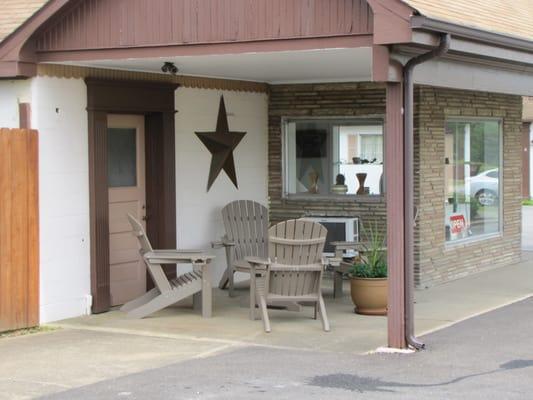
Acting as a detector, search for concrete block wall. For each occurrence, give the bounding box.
[268,82,387,236]
[414,86,523,288]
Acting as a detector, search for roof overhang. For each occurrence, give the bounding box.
[0,0,410,80]
[411,16,533,54]
[0,0,532,96]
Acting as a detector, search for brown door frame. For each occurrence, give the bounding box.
[86,79,179,313]
[523,122,531,199]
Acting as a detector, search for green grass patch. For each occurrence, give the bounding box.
[523,199,533,206]
[0,325,59,339]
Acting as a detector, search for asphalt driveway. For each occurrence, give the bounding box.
[39,297,533,400]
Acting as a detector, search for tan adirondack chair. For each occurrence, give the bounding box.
[214,200,269,300]
[122,214,214,319]
[247,219,330,333]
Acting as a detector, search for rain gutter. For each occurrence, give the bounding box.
[403,33,451,350]
[411,16,533,53]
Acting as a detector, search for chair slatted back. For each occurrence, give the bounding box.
[127,214,172,293]
[267,219,327,297]
[222,200,269,260]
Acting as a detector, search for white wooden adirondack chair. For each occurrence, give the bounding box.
[214,200,269,300]
[247,219,330,333]
[122,214,214,319]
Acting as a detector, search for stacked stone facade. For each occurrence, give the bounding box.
[413,86,523,287]
[268,82,523,287]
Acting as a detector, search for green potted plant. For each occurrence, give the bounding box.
[348,223,387,315]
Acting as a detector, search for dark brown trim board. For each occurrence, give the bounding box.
[86,79,178,313]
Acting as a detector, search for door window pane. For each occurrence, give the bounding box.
[444,120,501,242]
[108,128,137,187]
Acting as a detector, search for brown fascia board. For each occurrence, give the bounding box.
[411,16,533,54]
[0,0,72,78]
[0,60,37,78]
[366,0,414,44]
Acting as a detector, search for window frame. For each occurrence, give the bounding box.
[281,116,385,199]
[443,117,504,246]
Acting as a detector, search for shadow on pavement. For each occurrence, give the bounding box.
[308,359,533,393]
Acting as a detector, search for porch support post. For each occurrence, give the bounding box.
[88,109,111,313]
[385,82,406,348]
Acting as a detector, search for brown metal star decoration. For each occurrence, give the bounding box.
[195,96,246,191]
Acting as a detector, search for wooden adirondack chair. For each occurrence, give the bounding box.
[122,214,214,319]
[214,200,269,299]
[247,219,330,333]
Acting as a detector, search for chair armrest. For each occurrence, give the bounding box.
[211,236,236,249]
[151,249,206,253]
[245,256,270,268]
[144,251,214,263]
[330,241,360,249]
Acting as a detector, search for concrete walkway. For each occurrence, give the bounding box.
[52,252,533,355]
[26,299,533,399]
[1,256,531,399]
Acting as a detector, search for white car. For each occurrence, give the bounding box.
[466,168,499,206]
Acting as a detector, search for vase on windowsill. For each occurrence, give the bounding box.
[332,173,348,194]
[356,173,367,195]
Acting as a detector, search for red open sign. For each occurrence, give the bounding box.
[450,215,466,235]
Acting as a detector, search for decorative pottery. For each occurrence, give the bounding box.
[332,185,348,194]
[356,173,367,195]
[308,170,319,194]
[350,277,388,315]
[332,173,348,194]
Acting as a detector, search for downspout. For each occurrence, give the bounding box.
[403,33,451,350]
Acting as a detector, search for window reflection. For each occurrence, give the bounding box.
[444,120,501,242]
[284,120,383,196]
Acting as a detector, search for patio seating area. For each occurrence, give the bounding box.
[54,252,533,355]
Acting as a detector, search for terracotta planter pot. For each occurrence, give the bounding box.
[350,277,388,315]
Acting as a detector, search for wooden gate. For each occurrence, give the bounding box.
[0,128,39,332]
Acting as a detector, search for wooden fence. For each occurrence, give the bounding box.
[0,128,39,332]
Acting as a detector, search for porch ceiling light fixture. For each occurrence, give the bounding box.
[161,61,178,75]
[195,96,247,191]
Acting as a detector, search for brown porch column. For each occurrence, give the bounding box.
[385,82,406,348]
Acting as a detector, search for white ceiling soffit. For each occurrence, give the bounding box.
[57,48,373,84]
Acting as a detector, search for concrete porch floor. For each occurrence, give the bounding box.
[54,252,533,355]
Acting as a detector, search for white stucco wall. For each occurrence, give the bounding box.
[0,80,31,128]
[175,88,269,283]
[32,77,91,323]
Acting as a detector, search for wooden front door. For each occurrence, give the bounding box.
[107,115,147,306]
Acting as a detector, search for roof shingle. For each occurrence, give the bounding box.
[404,0,533,41]
[0,0,49,43]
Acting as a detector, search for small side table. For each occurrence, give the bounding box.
[328,241,361,298]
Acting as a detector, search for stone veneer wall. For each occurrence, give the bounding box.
[268,83,522,287]
[414,86,523,288]
[268,82,387,237]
